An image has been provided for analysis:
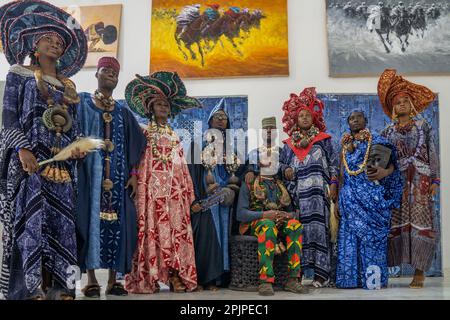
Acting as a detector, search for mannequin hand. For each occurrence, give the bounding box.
[18,149,39,175]
[429,184,439,197]
[126,175,138,198]
[191,203,202,213]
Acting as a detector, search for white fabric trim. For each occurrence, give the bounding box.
[9,64,63,87]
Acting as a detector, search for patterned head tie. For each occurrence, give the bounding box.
[377,69,436,119]
[282,87,327,136]
[0,0,87,77]
[125,71,202,119]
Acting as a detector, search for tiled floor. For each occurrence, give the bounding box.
[1,225,449,300]
[74,272,450,300]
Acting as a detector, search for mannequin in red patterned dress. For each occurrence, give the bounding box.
[124,72,202,293]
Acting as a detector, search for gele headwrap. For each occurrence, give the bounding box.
[0,0,87,77]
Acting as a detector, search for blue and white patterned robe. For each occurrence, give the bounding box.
[336,133,403,289]
[0,65,81,299]
[76,93,146,275]
[280,138,338,282]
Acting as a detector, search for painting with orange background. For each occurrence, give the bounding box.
[63,4,122,67]
[150,0,289,79]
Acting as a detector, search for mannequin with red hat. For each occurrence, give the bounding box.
[75,57,146,298]
[279,88,339,288]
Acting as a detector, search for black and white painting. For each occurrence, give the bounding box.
[326,0,450,76]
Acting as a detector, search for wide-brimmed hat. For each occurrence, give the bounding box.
[0,0,87,77]
[125,71,201,118]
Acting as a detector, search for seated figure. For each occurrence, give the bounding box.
[236,156,309,296]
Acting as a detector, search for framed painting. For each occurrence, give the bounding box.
[326,0,450,76]
[63,4,122,67]
[150,0,289,79]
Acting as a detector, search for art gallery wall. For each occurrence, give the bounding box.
[0,0,449,275]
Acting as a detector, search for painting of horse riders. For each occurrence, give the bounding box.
[150,0,289,79]
[326,0,450,76]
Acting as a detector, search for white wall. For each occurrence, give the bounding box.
[1,0,449,275]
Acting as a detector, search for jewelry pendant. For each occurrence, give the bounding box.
[300,139,310,148]
[103,112,113,123]
[103,179,114,191]
[42,105,73,133]
[104,139,115,152]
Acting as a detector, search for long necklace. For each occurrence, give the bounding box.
[291,126,319,149]
[253,176,291,210]
[94,91,117,222]
[201,131,241,174]
[35,68,78,184]
[342,129,373,176]
[148,121,178,164]
[94,90,115,109]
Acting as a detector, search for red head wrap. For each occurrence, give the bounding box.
[97,56,120,73]
[282,87,326,136]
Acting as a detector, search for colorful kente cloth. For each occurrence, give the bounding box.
[76,93,146,274]
[382,120,440,271]
[125,127,197,293]
[0,65,80,299]
[251,219,303,283]
[336,133,403,289]
[280,138,338,282]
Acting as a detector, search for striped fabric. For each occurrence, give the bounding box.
[0,128,31,299]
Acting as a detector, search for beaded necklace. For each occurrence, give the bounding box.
[94,90,115,109]
[252,176,291,210]
[201,131,241,174]
[342,129,373,176]
[291,126,319,149]
[35,68,78,184]
[147,121,179,164]
[93,90,117,221]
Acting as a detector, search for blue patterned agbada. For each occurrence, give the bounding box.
[76,93,146,275]
[336,132,403,289]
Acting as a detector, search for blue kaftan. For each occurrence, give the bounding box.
[76,93,146,274]
[336,133,403,289]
